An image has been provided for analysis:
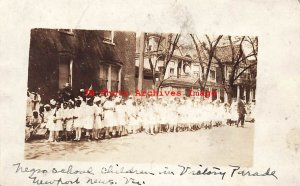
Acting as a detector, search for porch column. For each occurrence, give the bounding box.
[217,88,220,100]
[249,88,253,102]
[107,65,112,91]
[237,85,240,100]
[209,87,213,102]
[224,91,228,103]
[118,67,122,91]
[181,60,184,76]
[69,59,73,87]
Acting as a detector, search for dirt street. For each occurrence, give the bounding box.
[25,123,254,167]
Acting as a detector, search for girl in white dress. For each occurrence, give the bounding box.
[60,102,69,141]
[167,101,178,132]
[84,98,95,141]
[43,105,51,129]
[202,102,211,129]
[53,103,63,142]
[230,100,239,123]
[45,102,57,142]
[65,101,74,141]
[146,100,156,135]
[73,99,84,141]
[103,96,116,138]
[127,101,139,134]
[115,99,127,136]
[177,101,185,131]
[136,101,145,133]
[160,102,169,132]
[93,97,103,140]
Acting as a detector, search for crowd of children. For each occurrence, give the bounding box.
[25,94,256,142]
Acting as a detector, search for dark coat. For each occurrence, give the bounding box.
[237,100,246,114]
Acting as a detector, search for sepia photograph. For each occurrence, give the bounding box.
[25,29,258,166]
[2,0,300,185]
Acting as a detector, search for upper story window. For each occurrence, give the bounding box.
[58,29,74,35]
[103,31,115,45]
[170,68,175,76]
[209,70,216,80]
[193,71,199,77]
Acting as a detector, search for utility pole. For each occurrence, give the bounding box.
[138,32,145,91]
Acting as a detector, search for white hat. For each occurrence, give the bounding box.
[50,99,56,105]
[44,104,50,107]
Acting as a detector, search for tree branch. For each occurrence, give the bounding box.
[234,63,257,81]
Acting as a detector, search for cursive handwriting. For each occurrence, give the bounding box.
[101,164,155,176]
[12,163,279,185]
[86,177,117,185]
[178,164,226,180]
[52,165,94,175]
[158,167,175,175]
[13,163,48,177]
[28,175,80,186]
[123,177,145,185]
[229,165,278,179]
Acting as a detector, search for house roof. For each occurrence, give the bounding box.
[161,76,199,88]
[215,45,241,63]
[161,76,223,89]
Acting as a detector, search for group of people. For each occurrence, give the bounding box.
[26,89,255,143]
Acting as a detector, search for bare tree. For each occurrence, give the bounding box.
[145,33,181,91]
[190,34,223,93]
[212,36,258,104]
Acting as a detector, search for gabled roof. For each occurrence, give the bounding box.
[215,45,242,63]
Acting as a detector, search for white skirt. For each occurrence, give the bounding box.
[103,110,117,127]
[53,121,63,131]
[73,118,84,128]
[84,116,94,129]
[65,120,73,131]
[94,116,102,129]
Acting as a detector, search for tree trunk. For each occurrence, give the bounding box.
[137,32,145,91]
[227,86,234,104]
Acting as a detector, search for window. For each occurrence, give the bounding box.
[170,68,175,76]
[58,29,74,35]
[103,31,114,44]
[227,69,232,80]
[58,56,72,89]
[193,72,199,77]
[111,66,119,91]
[209,70,216,80]
[183,63,191,74]
[99,65,108,90]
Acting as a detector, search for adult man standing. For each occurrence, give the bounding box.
[237,96,246,128]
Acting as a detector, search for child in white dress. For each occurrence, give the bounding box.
[103,96,116,138]
[115,99,127,136]
[93,97,103,140]
[65,101,74,141]
[53,103,63,142]
[73,99,84,141]
[83,98,95,141]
